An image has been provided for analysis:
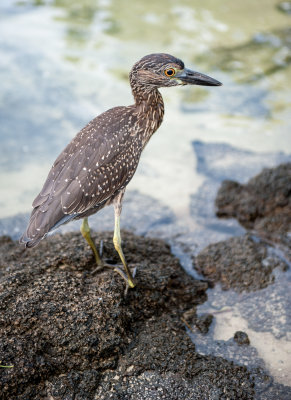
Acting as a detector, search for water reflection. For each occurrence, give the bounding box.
[207,27,291,84]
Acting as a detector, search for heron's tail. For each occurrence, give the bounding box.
[20,207,50,248]
[19,201,72,248]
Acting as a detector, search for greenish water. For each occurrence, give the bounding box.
[0,0,291,216]
[0,0,291,388]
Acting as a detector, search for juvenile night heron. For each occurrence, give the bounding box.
[20,53,222,289]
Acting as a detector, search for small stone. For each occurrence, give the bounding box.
[195,314,214,334]
[234,331,250,346]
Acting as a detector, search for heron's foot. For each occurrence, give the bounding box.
[91,240,136,290]
[107,263,136,291]
[113,264,136,284]
[91,260,136,291]
[91,261,120,276]
[113,265,137,295]
[91,263,105,274]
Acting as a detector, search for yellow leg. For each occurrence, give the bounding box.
[113,213,135,288]
[80,217,103,267]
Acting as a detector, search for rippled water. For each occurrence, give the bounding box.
[1,0,291,388]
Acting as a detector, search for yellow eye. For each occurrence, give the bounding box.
[164,68,176,77]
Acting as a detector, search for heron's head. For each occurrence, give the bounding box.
[130,53,222,90]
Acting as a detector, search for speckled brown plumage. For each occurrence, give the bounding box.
[20,53,221,249]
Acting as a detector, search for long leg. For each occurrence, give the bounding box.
[113,192,136,288]
[80,217,103,267]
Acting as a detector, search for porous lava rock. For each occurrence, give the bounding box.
[0,232,258,399]
[195,234,278,292]
[195,163,290,292]
[215,162,291,238]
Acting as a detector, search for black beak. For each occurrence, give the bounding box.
[175,68,222,86]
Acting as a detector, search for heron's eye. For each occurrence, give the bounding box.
[164,68,176,77]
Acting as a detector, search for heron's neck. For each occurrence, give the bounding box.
[131,85,165,145]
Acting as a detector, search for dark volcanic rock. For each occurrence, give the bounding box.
[195,163,291,292]
[234,331,250,346]
[193,313,214,334]
[182,307,214,335]
[0,232,259,400]
[215,163,291,237]
[195,234,278,292]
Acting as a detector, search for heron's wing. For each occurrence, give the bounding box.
[21,106,141,246]
[33,106,135,206]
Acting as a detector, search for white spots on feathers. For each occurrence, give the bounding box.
[28,86,164,238]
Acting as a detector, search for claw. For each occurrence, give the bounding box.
[113,265,136,289]
[99,239,104,258]
[91,263,136,291]
[91,264,105,275]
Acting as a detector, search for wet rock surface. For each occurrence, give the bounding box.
[215,163,291,240]
[182,307,214,335]
[234,331,250,346]
[195,234,278,292]
[191,162,291,392]
[195,163,290,291]
[0,231,256,400]
[1,232,289,399]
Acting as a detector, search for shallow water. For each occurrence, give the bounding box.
[0,0,291,390]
